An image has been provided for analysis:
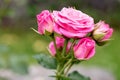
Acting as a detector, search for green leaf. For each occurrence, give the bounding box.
[57,75,71,80]
[49,75,70,80]
[34,53,57,69]
[93,33,105,41]
[45,30,52,36]
[96,39,109,46]
[31,28,40,34]
[68,71,90,80]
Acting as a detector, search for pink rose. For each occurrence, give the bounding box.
[53,7,94,38]
[48,37,71,56]
[73,37,95,60]
[37,10,54,35]
[93,21,113,42]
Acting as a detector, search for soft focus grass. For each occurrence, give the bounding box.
[0,28,49,74]
[0,28,120,80]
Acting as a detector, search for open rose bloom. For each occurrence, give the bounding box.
[36,7,113,80]
[53,7,94,38]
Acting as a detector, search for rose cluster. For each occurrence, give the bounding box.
[36,7,113,60]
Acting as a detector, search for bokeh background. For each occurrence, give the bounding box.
[0,0,120,80]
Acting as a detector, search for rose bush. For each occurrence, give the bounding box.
[53,7,94,38]
[35,7,114,80]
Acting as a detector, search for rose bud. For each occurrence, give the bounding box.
[93,21,113,43]
[36,10,54,35]
[73,38,95,60]
[48,37,71,56]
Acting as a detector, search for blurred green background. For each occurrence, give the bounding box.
[0,0,120,80]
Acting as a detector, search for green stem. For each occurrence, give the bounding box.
[62,39,69,57]
[59,59,72,75]
[56,59,73,80]
[66,39,76,58]
[56,64,61,80]
[53,33,58,53]
[69,39,76,53]
[64,63,73,76]
[56,39,75,80]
